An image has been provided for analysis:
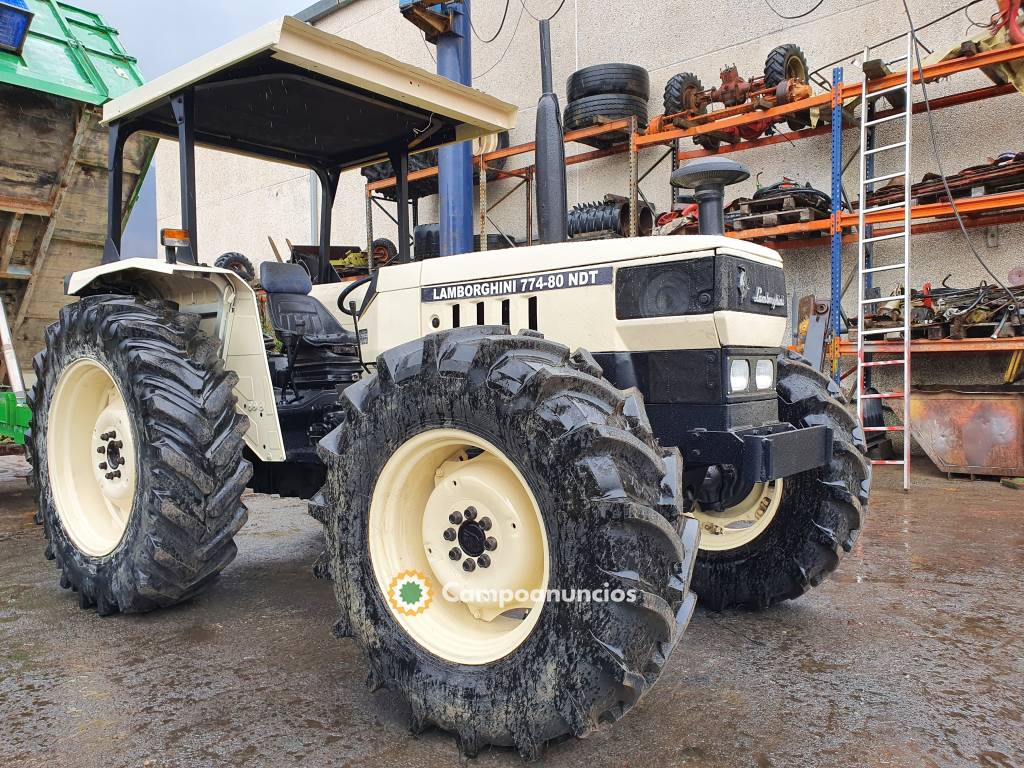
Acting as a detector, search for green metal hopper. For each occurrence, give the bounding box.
[0,0,152,378]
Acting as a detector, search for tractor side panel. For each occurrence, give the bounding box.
[413,248,786,353]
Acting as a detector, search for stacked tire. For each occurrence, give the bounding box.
[414,224,512,259]
[563,64,649,148]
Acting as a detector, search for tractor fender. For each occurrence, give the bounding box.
[65,258,285,463]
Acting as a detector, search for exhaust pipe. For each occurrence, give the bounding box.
[535,19,567,244]
[670,158,750,236]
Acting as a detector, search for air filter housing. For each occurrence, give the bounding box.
[671,158,750,236]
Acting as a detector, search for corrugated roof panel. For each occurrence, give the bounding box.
[0,0,144,104]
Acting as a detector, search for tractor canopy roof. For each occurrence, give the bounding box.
[101,16,517,171]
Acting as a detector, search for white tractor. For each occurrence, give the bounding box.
[26,17,868,758]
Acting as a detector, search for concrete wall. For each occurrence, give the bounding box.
[155,0,1022,388]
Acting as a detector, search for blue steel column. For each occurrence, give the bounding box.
[437,1,473,257]
[830,68,844,334]
[829,68,844,383]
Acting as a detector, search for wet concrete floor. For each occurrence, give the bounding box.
[1,455,1021,767]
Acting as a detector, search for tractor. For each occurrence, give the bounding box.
[25,17,869,758]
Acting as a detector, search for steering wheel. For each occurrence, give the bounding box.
[337,276,373,317]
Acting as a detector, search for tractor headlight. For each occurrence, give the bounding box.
[755,359,775,390]
[729,359,750,393]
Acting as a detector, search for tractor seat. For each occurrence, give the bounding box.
[260,262,358,346]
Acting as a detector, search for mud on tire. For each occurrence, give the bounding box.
[692,352,870,611]
[27,296,251,615]
[311,326,699,758]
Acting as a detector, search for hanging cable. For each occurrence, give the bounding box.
[899,0,1017,306]
[521,0,569,23]
[474,0,526,80]
[763,0,824,20]
[470,0,511,44]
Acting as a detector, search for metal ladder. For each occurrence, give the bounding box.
[855,33,915,491]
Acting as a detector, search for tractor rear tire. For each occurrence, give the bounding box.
[691,352,869,611]
[311,327,699,758]
[27,296,251,615]
[567,63,650,101]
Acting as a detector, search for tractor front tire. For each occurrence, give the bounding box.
[27,296,251,615]
[312,327,699,758]
[691,352,870,611]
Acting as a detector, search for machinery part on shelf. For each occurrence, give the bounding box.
[754,178,833,211]
[361,133,512,200]
[361,150,438,200]
[312,326,698,758]
[563,93,649,133]
[662,72,723,151]
[671,157,751,236]
[27,296,251,615]
[764,43,809,88]
[370,237,398,266]
[995,0,1024,44]
[691,352,869,610]
[663,72,706,116]
[568,196,656,238]
[566,63,650,101]
[661,44,813,146]
[213,251,256,283]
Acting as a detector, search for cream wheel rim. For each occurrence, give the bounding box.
[369,429,549,665]
[692,480,784,552]
[48,358,137,558]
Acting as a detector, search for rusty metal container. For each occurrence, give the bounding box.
[910,386,1024,477]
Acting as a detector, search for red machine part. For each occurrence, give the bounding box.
[996,0,1024,44]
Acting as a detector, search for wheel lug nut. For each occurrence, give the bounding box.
[99,462,108,471]
[477,554,491,568]
[111,440,123,450]
[448,547,461,561]
[480,517,491,531]
[462,559,476,572]
[96,447,105,455]
[464,506,477,521]
[100,432,110,441]
[449,511,463,525]
[443,528,456,541]
[485,537,497,552]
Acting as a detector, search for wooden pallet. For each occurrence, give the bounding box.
[737,190,831,216]
[731,205,829,231]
